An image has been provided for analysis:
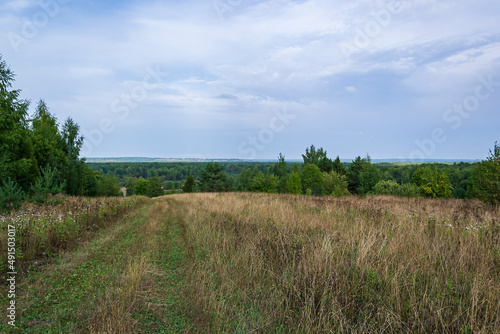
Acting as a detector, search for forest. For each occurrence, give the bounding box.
[86,146,498,205]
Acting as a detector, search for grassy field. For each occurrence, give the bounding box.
[1,193,499,333]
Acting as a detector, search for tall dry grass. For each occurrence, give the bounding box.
[171,193,499,333]
[0,195,147,271]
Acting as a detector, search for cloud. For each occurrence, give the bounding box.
[345,86,357,93]
[0,0,499,159]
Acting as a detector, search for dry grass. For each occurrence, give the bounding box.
[168,193,500,333]
[0,195,147,271]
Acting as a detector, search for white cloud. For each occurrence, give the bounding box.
[0,0,499,158]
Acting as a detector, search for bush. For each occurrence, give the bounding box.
[373,180,400,196]
[373,180,421,198]
[397,183,421,197]
[470,142,500,206]
[0,178,25,212]
[147,176,164,197]
[183,175,196,193]
[29,166,65,204]
[251,174,278,193]
[323,171,350,197]
[301,164,324,195]
[412,165,453,198]
[287,171,302,195]
[96,174,122,197]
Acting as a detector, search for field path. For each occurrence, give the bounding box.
[3,197,194,333]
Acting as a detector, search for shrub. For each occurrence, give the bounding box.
[287,171,302,195]
[251,174,278,193]
[29,166,65,204]
[470,142,500,206]
[0,178,25,212]
[147,176,164,197]
[373,180,421,198]
[323,171,350,197]
[397,183,421,197]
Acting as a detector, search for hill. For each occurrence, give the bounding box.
[2,193,499,333]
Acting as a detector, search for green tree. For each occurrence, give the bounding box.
[237,167,252,191]
[125,177,137,196]
[134,177,149,196]
[199,162,231,192]
[347,155,380,195]
[82,167,98,196]
[96,174,121,197]
[183,175,196,193]
[287,171,302,194]
[412,165,453,198]
[470,142,500,206]
[272,153,289,193]
[147,176,164,197]
[302,145,327,165]
[301,163,324,195]
[61,117,85,195]
[332,156,347,175]
[169,182,177,194]
[251,173,278,193]
[373,180,400,196]
[29,166,66,204]
[31,100,65,170]
[323,171,350,197]
[0,55,37,190]
[0,178,25,212]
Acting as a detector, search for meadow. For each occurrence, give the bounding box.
[1,193,499,333]
[174,193,500,333]
[0,195,146,272]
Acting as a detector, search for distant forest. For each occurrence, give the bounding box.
[1,54,499,209]
[86,143,499,205]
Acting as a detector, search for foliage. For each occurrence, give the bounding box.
[470,142,500,206]
[0,56,89,202]
[169,182,177,195]
[287,171,302,194]
[0,178,25,212]
[332,156,347,175]
[96,174,122,197]
[29,166,66,204]
[199,162,231,192]
[302,144,327,166]
[347,155,380,195]
[237,167,252,191]
[147,176,164,197]
[82,167,98,196]
[373,180,400,196]
[323,170,350,197]
[0,56,37,190]
[412,165,453,198]
[398,183,421,197]
[134,177,149,196]
[301,163,324,195]
[182,175,196,193]
[250,173,278,193]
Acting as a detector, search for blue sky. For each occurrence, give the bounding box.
[1,0,499,160]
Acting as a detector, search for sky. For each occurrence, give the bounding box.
[0,0,499,160]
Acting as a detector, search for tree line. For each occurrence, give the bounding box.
[0,56,123,211]
[106,143,498,206]
[1,54,498,208]
[181,145,498,206]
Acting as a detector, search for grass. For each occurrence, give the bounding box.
[1,193,499,333]
[0,195,147,271]
[173,193,500,333]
